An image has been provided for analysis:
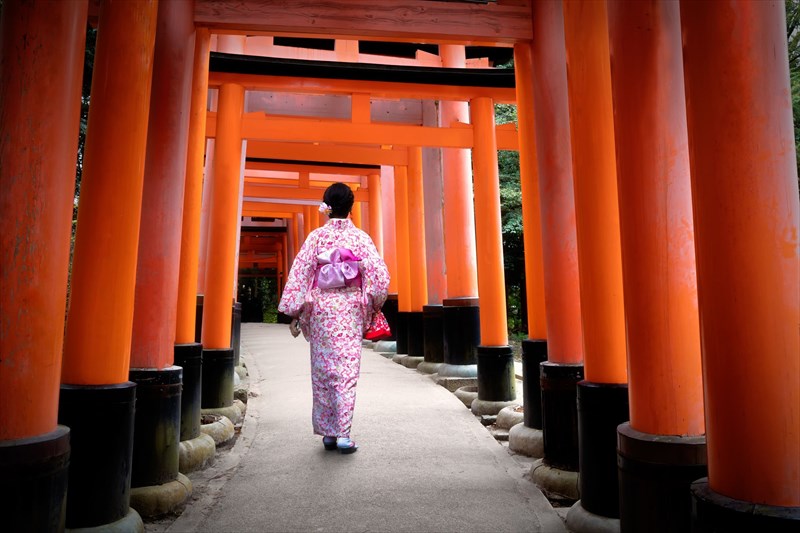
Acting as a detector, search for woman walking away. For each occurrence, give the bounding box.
[278,183,390,454]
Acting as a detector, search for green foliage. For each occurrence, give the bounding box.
[787,0,800,179]
[238,274,279,323]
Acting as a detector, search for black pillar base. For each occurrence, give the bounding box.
[577,381,629,518]
[0,426,70,532]
[383,294,399,342]
[201,348,234,408]
[521,339,547,429]
[174,343,203,441]
[618,422,707,533]
[396,311,409,355]
[691,478,799,533]
[422,304,444,363]
[129,366,182,488]
[477,345,516,401]
[442,297,480,366]
[58,382,136,529]
[541,362,583,471]
[231,302,242,366]
[276,311,293,324]
[195,294,203,343]
[407,311,425,357]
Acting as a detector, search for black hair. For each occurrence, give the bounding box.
[322,182,355,219]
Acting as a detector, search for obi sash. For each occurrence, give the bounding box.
[314,247,361,289]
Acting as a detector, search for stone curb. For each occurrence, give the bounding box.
[129,473,192,518]
[178,433,216,474]
[67,508,144,533]
[400,355,424,369]
[508,423,544,458]
[454,385,478,408]
[199,414,236,445]
[531,458,581,501]
[434,376,478,392]
[471,398,519,416]
[496,405,524,429]
[416,361,442,374]
[378,352,395,359]
[566,500,621,533]
[202,403,242,426]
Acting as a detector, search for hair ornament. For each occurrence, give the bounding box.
[318,202,332,215]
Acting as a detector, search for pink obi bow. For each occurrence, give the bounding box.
[315,247,361,289]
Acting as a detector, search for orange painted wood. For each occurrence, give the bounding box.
[176,28,212,345]
[62,0,158,385]
[194,0,531,45]
[608,0,703,436]
[530,0,583,365]
[563,0,626,384]
[368,173,383,255]
[681,0,799,506]
[242,183,369,202]
[0,0,87,439]
[247,141,407,166]
[440,45,479,299]
[197,139,215,294]
[208,72,516,105]
[381,167,399,294]
[407,147,429,312]
[471,97,508,346]
[208,112,519,150]
[351,201,363,228]
[513,43,547,340]
[201,83,245,349]
[394,166,412,312]
[131,0,195,369]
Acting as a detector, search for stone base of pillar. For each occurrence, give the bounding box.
[67,507,144,533]
[400,355,424,369]
[437,363,478,378]
[374,340,396,353]
[521,339,547,429]
[477,345,516,402]
[199,413,236,446]
[454,385,478,408]
[422,304,444,366]
[497,405,524,430]
[691,478,800,532]
[0,426,70,532]
[442,298,479,366]
[201,348,234,409]
[174,343,202,442]
[362,339,376,349]
[58,382,136,529]
[129,367,182,489]
[201,399,244,427]
[407,311,424,357]
[471,398,518,416]
[531,458,581,501]
[194,294,203,343]
[541,362,583,472]
[178,433,216,474]
[396,311,409,355]
[577,381,629,520]
[231,302,242,367]
[566,500,620,533]
[435,375,478,392]
[379,351,395,360]
[416,361,442,374]
[382,294,399,341]
[509,424,543,458]
[129,473,192,518]
[618,422,706,532]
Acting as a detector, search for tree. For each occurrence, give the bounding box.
[786,0,800,182]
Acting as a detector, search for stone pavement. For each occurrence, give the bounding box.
[165,323,565,533]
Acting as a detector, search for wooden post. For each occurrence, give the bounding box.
[368,172,383,254]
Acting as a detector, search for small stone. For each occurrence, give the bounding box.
[480,415,497,426]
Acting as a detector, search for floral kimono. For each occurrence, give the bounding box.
[278,218,390,438]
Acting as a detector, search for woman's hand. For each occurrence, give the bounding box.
[289,318,301,338]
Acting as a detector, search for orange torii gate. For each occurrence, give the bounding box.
[1,2,797,533]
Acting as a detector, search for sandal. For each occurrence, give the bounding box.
[322,436,337,451]
[337,437,358,454]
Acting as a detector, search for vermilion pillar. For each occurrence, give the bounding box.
[681,2,800,528]
[529,0,585,496]
[60,0,157,529]
[200,83,244,410]
[607,2,706,531]
[470,97,516,416]
[128,0,194,504]
[510,41,550,460]
[0,1,86,528]
[368,173,383,254]
[563,1,630,524]
[380,166,400,343]
[394,165,412,355]
[405,147,428,364]
[438,45,481,380]
[352,200,363,228]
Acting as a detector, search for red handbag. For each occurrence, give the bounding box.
[365,310,391,341]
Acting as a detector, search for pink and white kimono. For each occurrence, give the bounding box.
[278,218,389,438]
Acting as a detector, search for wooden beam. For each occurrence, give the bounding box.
[208,113,520,150]
[246,141,408,166]
[243,183,369,201]
[242,201,306,213]
[246,159,375,177]
[195,0,532,46]
[244,176,363,187]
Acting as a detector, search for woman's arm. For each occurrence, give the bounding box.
[278,231,317,318]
